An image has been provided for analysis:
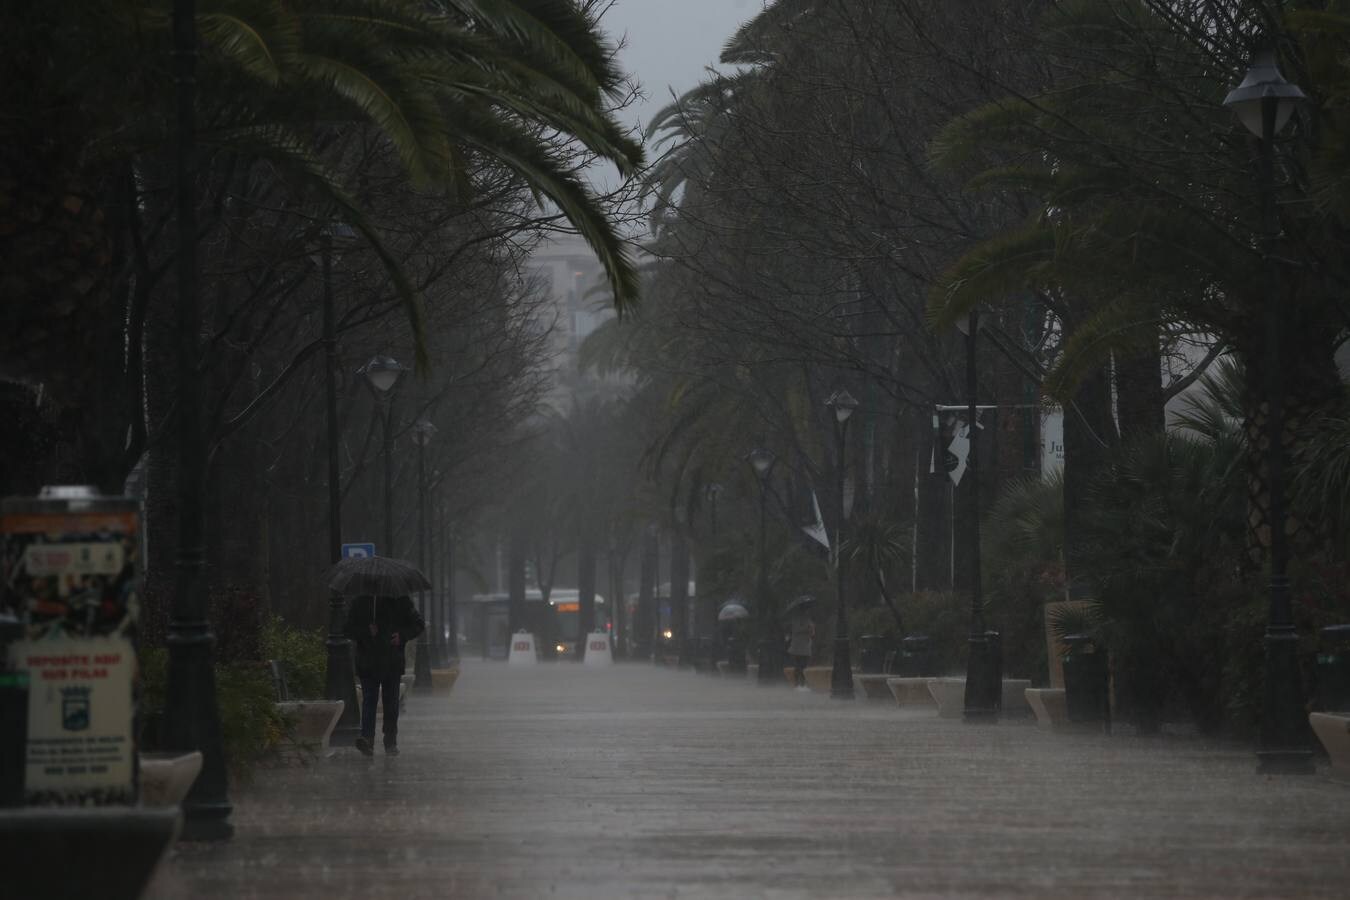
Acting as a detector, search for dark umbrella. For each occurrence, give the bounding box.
[783,595,816,617]
[327,556,430,596]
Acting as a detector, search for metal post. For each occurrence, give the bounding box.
[756,479,778,684]
[830,419,854,699]
[1257,93,1313,773]
[162,0,232,841]
[321,229,359,746]
[413,437,432,688]
[446,518,460,663]
[963,311,999,721]
[382,398,395,557]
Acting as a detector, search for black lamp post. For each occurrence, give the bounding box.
[411,418,437,688]
[358,355,408,556]
[747,448,779,684]
[1224,48,1314,774]
[959,312,1000,721]
[162,0,232,841]
[320,222,361,747]
[825,389,858,700]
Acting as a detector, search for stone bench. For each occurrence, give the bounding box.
[1001,678,1033,716]
[430,667,459,692]
[138,751,203,808]
[1310,712,1350,781]
[886,676,937,708]
[926,678,1035,719]
[927,677,967,718]
[803,665,833,694]
[854,673,893,700]
[277,700,345,746]
[1025,688,1068,728]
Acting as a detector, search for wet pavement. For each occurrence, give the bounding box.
[145,660,1349,899]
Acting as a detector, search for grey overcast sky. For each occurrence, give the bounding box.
[602,0,761,137]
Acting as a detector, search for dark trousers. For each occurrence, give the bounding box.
[359,674,401,746]
[792,654,808,686]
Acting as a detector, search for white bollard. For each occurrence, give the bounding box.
[508,630,538,665]
[582,631,613,667]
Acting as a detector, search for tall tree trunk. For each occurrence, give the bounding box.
[635,526,657,659]
[1062,363,1118,594]
[669,527,691,664]
[1115,343,1165,442]
[577,531,596,659]
[507,527,527,634]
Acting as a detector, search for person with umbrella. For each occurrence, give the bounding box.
[332,557,428,756]
[785,595,815,690]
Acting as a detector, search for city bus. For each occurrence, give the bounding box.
[463,588,610,660]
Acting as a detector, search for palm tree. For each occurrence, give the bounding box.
[2,0,644,402]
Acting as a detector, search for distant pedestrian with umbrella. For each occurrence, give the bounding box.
[785,595,815,690]
[330,557,429,756]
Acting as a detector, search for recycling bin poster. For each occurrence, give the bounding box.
[2,498,140,805]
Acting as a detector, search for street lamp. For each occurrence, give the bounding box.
[162,0,232,840]
[959,311,1000,721]
[1224,48,1313,774]
[746,447,779,685]
[825,389,858,700]
[320,221,361,747]
[358,355,408,556]
[410,419,437,689]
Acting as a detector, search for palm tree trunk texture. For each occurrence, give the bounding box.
[1062,364,1119,592]
[635,528,657,658]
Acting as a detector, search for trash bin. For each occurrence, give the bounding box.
[1062,634,1110,731]
[896,635,932,677]
[858,635,885,674]
[1316,624,1350,712]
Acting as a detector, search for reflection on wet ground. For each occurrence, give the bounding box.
[146,660,1350,899]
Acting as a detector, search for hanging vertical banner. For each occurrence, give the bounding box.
[1041,406,1065,477]
[1,489,140,805]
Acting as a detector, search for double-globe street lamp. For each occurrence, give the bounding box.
[747,448,778,685]
[411,419,439,686]
[320,221,362,747]
[1223,49,1314,774]
[825,389,858,700]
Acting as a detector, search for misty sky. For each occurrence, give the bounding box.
[602,0,761,139]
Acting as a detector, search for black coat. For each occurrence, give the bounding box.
[342,595,426,678]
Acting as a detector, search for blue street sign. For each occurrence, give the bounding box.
[341,543,376,560]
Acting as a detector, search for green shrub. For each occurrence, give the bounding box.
[137,646,286,777]
[260,614,327,699]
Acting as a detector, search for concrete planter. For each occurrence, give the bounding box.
[1025,688,1068,729]
[138,751,203,808]
[0,806,180,899]
[1309,712,1350,781]
[927,677,967,718]
[430,668,459,693]
[886,677,937,708]
[854,673,892,700]
[803,666,834,694]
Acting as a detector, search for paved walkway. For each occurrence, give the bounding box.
[146,661,1349,899]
